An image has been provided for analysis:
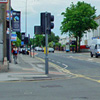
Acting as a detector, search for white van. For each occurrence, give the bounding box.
[90,39,100,58]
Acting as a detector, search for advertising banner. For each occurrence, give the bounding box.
[12,11,21,32]
[11,34,17,41]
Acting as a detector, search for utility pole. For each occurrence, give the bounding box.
[0,3,7,62]
[25,0,27,37]
[3,4,7,58]
[33,36,34,58]
[9,0,11,62]
[45,12,49,74]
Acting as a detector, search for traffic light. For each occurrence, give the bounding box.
[24,37,28,44]
[41,13,45,34]
[34,26,42,34]
[40,12,54,34]
[47,13,54,34]
[21,32,25,41]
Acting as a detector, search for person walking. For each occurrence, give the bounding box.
[12,46,18,64]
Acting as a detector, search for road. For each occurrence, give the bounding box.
[0,52,100,100]
[36,52,100,81]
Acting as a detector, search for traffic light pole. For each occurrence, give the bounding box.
[45,12,49,74]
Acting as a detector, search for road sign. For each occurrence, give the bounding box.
[21,41,24,45]
[11,34,17,41]
[0,0,7,3]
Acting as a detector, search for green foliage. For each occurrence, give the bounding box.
[16,32,21,40]
[55,43,61,47]
[70,45,76,47]
[34,35,44,47]
[48,41,54,47]
[60,1,98,52]
[48,32,59,43]
[62,45,66,47]
[33,32,59,47]
[61,1,98,35]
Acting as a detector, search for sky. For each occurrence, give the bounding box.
[11,0,100,38]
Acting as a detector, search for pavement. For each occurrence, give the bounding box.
[0,51,93,82]
[0,52,72,82]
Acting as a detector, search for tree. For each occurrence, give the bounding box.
[48,32,59,43]
[48,41,54,47]
[60,1,98,52]
[35,35,44,47]
[16,32,21,40]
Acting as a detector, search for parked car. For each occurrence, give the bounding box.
[19,48,23,53]
[35,47,40,51]
[49,48,54,53]
[22,48,26,54]
[38,47,43,51]
[35,47,43,51]
[26,48,30,55]
[90,39,100,58]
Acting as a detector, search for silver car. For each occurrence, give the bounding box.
[49,48,54,53]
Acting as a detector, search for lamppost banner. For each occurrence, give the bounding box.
[11,34,17,41]
[12,11,21,32]
[6,10,13,20]
[0,0,7,3]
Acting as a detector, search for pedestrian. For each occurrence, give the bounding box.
[72,46,74,53]
[12,46,18,64]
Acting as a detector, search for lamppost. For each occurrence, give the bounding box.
[33,36,35,58]
[25,0,27,37]
[9,0,11,63]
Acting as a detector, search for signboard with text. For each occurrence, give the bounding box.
[12,11,21,32]
[0,0,7,3]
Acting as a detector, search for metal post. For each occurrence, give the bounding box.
[45,12,49,74]
[9,0,11,63]
[33,36,34,58]
[25,0,27,37]
[25,0,27,55]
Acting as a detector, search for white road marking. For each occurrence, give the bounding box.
[88,58,93,61]
[62,64,68,68]
[57,61,61,64]
[69,56,73,58]
[51,60,55,62]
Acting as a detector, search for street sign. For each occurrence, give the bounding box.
[0,0,7,3]
[21,41,24,45]
[11,34,17,41]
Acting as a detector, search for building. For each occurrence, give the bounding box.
[81,15,100,46]
[59,36,68,46]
